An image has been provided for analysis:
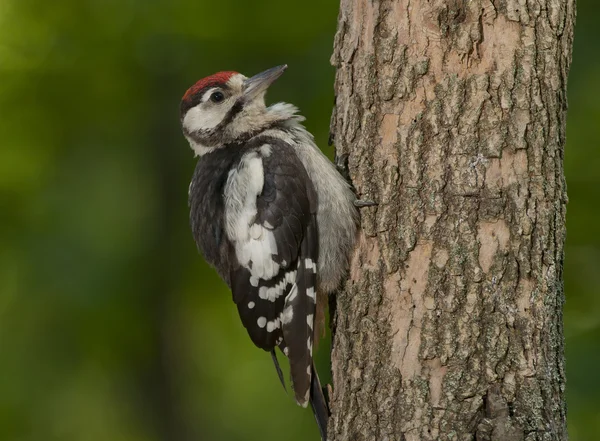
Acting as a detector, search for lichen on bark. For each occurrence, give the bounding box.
[329,1,575,440]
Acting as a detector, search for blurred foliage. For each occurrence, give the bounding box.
[0,0,596,440]
[564,2,600,440]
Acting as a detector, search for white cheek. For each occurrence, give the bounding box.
[183,102,230,132]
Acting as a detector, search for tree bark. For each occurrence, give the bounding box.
[329,1,575,440]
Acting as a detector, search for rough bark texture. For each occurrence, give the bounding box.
[329,1,575,440]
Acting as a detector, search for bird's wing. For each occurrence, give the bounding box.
[224,141,319,405]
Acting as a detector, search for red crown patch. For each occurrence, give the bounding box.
[182,71,238,102]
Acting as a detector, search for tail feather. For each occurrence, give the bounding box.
[282,215,318,406]
[310,363,329,441]
[270,350,287,392]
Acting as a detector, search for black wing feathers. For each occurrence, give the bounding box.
[230,141,316,354]
[231,265,288,351]
[256,161,308,268]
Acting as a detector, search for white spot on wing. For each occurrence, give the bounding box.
[266,318,280,332]
[259,280,287,302]
[306,287,316,301]
[305,258,316,271]
[250,276,259,287]
[248,301,255,309]
[306,314,314,329]
[265,285,280,302]
[285,271,297,284]
[281,306,294,325]
[257,317,267,328]
[258,286,268,300]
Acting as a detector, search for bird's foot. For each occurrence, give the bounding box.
[354,199,378,208]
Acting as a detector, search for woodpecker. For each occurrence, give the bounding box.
[180,65,358,440]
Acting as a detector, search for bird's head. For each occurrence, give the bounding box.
[180,65,288,156]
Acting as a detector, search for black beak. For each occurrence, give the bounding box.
[243,65,287,100]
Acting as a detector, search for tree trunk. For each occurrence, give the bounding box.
[328,1,575,440]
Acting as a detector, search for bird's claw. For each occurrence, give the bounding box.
[354,199,378,208]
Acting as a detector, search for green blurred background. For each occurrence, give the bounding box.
[0,0,597,440]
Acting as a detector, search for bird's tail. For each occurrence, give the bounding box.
[310,362,329,441]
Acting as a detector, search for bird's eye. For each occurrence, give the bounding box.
[210,91,225,103]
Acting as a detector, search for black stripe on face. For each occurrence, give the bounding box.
[182,98,246,145]
[218,99,244,129]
